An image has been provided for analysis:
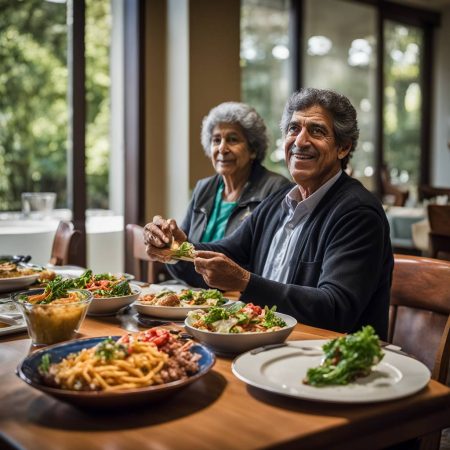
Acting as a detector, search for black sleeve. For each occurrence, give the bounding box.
[166,199,262,286]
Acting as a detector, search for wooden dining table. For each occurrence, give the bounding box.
[0,306,449,450]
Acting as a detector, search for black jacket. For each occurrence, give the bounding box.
[168,172,393,340]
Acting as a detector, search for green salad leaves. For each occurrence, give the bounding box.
[170,241,196,259]
[189,301,287,334]
[303,325,384,387]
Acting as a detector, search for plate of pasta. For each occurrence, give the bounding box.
[134,287,231,319]
[16,328,215,408]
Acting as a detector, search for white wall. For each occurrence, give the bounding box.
[432,5,450,186]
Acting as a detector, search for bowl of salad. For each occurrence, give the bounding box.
[184,301,296,355]
[71,271,141,316]
[43,270,141,316]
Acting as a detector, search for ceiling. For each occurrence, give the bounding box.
[393,0,450,10]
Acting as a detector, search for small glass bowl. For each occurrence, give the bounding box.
[13,288,92,346]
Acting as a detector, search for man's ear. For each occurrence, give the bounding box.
[337,143,351,160]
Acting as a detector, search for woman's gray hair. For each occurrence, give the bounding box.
[280,88,359,169]
[201,102,268,162]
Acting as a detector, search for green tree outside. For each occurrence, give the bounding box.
[0,0,111,212]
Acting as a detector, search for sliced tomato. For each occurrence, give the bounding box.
[244,303,262,316]
[139,328,171,347]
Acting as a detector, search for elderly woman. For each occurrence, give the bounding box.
[178,101,290,243]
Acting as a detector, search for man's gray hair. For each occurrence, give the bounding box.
[280,88,359,169]
[201,102,268,162]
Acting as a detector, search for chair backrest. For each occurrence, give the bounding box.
[389,254,450,383]
[125,224,170,283]
[427,204,450,260]
[380,164,409,207]
[49,221,81,266]
[419,184,450,202]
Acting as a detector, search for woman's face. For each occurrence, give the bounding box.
[210,123,256,178]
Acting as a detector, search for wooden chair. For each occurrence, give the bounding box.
[388,255,450,450]
[125,224,171,283]
[427,204,450,260]
[419,185,450,202]
[49,221,81,266]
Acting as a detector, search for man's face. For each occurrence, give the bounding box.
[284,105,350,195]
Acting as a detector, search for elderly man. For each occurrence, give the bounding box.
[144,88,393,340]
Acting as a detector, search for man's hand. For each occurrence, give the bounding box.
[143,215,187,263]
[194,250,250,292]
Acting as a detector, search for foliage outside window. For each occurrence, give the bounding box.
[0,0,111,212]
[384,21,423,202]
[303,0,377,191]
[0,0,68,211]
[241,0,291,178]
[240,0,427,200]
[86,0,111,210]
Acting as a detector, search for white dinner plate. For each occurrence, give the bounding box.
[0,300,27,336]
[134,285,230,320]
[144,283,191,294]
[232,339,431,403]
[0,273,41,293]
[134,302,230,320]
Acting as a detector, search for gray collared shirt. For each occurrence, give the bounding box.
[262,171,342,283]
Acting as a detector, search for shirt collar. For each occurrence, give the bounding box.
[283,170,342,214]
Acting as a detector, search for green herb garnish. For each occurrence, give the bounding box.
[39,353,51,373]
[95,337,127,361]
[262,306,286,329]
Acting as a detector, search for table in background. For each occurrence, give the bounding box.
[0,314,449,450]
[384,206,426,250]
[0,215,124,273]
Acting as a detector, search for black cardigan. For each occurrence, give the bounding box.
[178,161,291,242]
[168,172,393,340]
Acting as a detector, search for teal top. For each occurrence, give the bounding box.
[201,182,237,242]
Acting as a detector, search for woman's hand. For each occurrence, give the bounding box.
[143,216,187,263]
[194,250,250,292]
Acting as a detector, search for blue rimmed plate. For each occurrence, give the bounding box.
[16,336,215,409]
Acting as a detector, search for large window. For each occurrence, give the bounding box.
[0,0,68,211]
[303,0,377,191]
[384,21,423,203]
[240,0,436,200]
[85,0,112,210]
[241,0,291,177]
[0,0,112,212]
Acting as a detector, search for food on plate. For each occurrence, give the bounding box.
[0,259,56,284]
[139,288,226,307]
[303,325,384,387]
[14,278,92,345]
[170,241,196,260]
[0,262,37,279]
[37,269,57,283]
[187,301,287,333]
[38,328,200,391]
